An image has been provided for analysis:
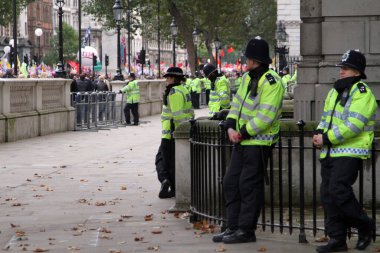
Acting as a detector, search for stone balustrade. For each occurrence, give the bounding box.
[0,78,75,143]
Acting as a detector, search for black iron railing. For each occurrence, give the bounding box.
[189,119,378,242]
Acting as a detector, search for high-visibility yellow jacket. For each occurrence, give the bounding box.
[185,78,192,92]
[202,77,211,90]
[281,74,291,90]
[161,84,194,140]
[120,79,140,103]
[208,75,231,117]
[226,69,284,146]
[317,81,377,159]
[191,77,202,93]
[235,77,242,90]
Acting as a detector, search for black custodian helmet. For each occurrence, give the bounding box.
[203,64,217,78]
[244,36,272,65]
[336,50,367,79]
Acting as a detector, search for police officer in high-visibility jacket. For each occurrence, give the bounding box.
[120,73,140,125]
[212,37,284,244]
[201,76,211,105]
[203,64,231,118]
[191,72,202,109]
[313,50,377,253]
[155,67,194,199]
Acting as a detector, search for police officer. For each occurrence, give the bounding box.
[120,73,140,125]
[313,50,377,253]
[201,75,212,105]
[203,64,231,119]
[155,67,194,198]
[190,72,202,109]
[212,37,284,244]
[281,66,291,91]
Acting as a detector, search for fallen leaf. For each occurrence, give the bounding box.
[99,227,112,233]
[181,212,190,219]
[193,220,215,234]
[147,246,160,251]
[39,184,45,187]
[105,211,112,214]
[174,212,180,218]
[60,165,66,168]
[46,187,54,192]
[95,201,107,206]
[215,244,226,252]
[67,246,80,251]
[26,179,32,182]
[100,234,112,240]
[120,215,133,219]
[12,203,23,206]
[151,227,162,234]
[134,236,144,242]
[144,214,153,221]
[374,247,380,252]
[97,188,102,191]
[104,180,109,183]
[118,241,126,245]
[109,250,121,253]
[257,246,267,252]
[315,236,329,243]
[120,186,127,190]
[15,230,26,237]
[80,179,88,182]
[10,223,19,228]
[78,199,88,204]
[5,198,16,201]
[138,173,143,176]
[33,195,43,198]
[48,238,55,241]
[33,248,49,252]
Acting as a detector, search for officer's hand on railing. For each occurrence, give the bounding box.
[312,134,323,149]
[227,128,242,143]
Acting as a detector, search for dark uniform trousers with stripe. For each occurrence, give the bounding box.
[223,144,271,231]
[320,156,372,240]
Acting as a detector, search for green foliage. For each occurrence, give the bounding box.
[0,0,35,26]
[44,23,79,66]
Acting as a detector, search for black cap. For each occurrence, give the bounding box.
[163,67,185,78]
[336,50,367,79]
[128,72,136,79]
[203,64,217,78]
[244,37,272,64]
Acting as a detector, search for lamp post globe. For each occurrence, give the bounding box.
[170,17,178,67]
[113,0,124,81]
[192,27,199,72]
[55,0,66,78]
[35,28,43,65]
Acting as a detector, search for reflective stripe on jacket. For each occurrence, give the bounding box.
[120,80,140,103]
[161,84,194,139]
[317,81,377,159]
[226,70,284,146]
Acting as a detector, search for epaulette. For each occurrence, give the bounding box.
[357,83,367,93]
[265,73,277,85]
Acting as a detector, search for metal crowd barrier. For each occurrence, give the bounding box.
[189,119,378,243]
[71,91,120,131]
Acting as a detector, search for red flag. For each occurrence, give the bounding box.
[227,47,234,54]
[178,63,183,68]
[220,49,225,57]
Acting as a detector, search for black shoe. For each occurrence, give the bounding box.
[316,238,347,253]
[133,122,139,126]
[158,179,172,199]
[212,228,236,243]
[356,219,375,250]
[222,229,256,244]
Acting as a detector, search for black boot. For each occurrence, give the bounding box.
[212,228,236,243]
[356,219,375,250]
[222,228,256,244]
[316,238,347,253]
[158,179,172,199]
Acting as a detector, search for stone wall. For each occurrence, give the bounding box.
[295,0,380,121]
[0,78,75,143]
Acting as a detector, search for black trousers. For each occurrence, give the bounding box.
[124,103,139,124]
[155,139,175,190]
[320,156,371,240]
[223,144,271,231]
[191,92,200,109]
[205,89,210,105]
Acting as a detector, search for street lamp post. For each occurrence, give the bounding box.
[275,21,288,73]
[12,0,18,75]
[214,37,221,72]
[35,28,43,65]
[170,17,178,67]
[55,0,66,78]
[127,0,131,74]
[113,0,124,81]
[192,27,199,73]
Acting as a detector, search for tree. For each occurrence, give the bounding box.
[83,0,277,74]
[0,0,35,26]
[44,23,79,67]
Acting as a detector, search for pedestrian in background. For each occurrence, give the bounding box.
[313,50,377,253]
[155,67,194,198]
[213,37,284,244]
[120,73,140,125]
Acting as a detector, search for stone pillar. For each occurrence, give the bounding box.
[170,122,192,212]
[296,0,380,121]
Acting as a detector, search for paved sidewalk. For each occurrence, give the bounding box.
[0,108,378,253]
